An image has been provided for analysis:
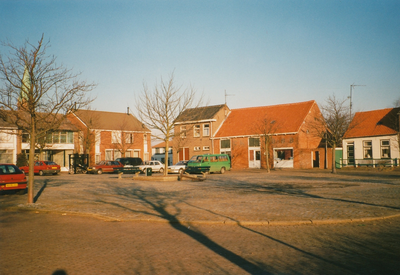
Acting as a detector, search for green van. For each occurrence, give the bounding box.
[187,154,231,174]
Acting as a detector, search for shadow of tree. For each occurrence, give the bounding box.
[97,186,270,274]
[34,179,49,203]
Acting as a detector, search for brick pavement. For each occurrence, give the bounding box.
[1,169,400,275]
[1,210,400,274]
[1,169,399,225]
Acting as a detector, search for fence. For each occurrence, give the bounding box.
[340,158,399,168]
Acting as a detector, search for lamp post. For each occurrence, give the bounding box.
[349,84,366,118]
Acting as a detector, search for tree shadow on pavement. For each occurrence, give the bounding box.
[33,179,49,203]
[97,186,271,275]
[214,179,400,211]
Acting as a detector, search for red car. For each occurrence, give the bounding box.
[19,161,61,176]
[87,160,123,174]
[0,164,27,193]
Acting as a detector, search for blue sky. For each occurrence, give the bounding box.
[1,0,399,114]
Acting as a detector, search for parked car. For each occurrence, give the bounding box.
[87,160,123,174]
[187,154,231,174]
[136,160,165,173]
[0,164,27,193]
[115,157,143,167]
[19,161,61,176]
[168,161,188,174]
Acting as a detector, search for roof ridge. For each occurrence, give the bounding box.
[354,107,398,115]
[231,100,315,111]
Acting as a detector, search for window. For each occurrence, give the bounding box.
[52,132,59,143]
[203,146,210,151]
[381,140,390,158]
[281,138,285,143]
[363,141,372,159]
[289,137,293,143]
[105,150,112,160]
[125,132,133,144]
[203,124,210,136]
[221,139,230,149]
[60,131,67,143]
[67,132,74,144]
[180,126,187,138]
[194,125,200,137]
[112,131,121,144]
[114,150,121,159]
[249,137,260,147]
[194,146,200,151]
[22,132,30,143]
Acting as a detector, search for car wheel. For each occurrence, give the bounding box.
[159,168,164,173]
[39,170,44,176]
[143,169,146,173]
[179,168,183,174]
[97,169,103,175]
[220,167,226,174]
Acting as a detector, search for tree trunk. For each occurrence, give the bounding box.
[331,142,337,174]
[164,139,169,176]
[27,117,35,204]
[265,138,270,173]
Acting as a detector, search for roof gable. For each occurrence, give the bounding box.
[72,110,150,132]
[344,108,400,138]
[175,104,227,123]
[214,100,316,138]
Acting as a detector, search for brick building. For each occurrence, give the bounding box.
[173,104,230,164]
[212,100,332,169]
[67,109,151,166]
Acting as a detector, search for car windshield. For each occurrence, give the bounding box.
[189,155,202,163]
[176,161,186,165]
[44,161,57,165]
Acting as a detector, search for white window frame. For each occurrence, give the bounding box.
[194,125,200,137]
[380,140,390,159]
[363,140,372,159]
[203,124,210,137]
[105,149,113,160]
[180,126,187,138]
[112,131,121,144]
[194,146,200,151]
[203,146,210,151]
[125,132,134,144]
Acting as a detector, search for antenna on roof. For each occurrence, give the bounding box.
[349,84,366,118]
[224,90,235,105]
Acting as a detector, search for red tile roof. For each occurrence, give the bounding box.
[343,108,400,138]
[71,109,150,132]
[214,100,316,138]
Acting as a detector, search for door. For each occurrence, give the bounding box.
[249,149,261,168]
[179,148,189,161]
[347,145,354,166]
[313,151,320,168]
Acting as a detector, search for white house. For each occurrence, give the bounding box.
[342,107,400,167]
[0,118,18,164]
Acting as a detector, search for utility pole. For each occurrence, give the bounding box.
[349,84,366,118]
[224,90,235,105]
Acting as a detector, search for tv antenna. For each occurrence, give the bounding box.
[349,84,366,117]
[224,90,235,105]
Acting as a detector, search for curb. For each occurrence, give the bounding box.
[5,206,400,226]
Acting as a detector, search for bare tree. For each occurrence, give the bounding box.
[0,35,95,203]
[314,95,352,174]
[254,116,279,173]
[135,72,203,176]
